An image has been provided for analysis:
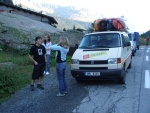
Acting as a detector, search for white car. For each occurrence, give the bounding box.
[128,33,136,56]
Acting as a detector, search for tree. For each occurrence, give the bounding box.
[39,11,43,14]
[17,3,22,8]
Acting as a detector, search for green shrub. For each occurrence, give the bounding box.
[0,48,32,103]
[139,37,146,45]
[0,65,31,103]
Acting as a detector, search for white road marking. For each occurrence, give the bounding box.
[147,50,149,53]
[145,70,150,88]
[146,56,149,61]
[140,48,145,50]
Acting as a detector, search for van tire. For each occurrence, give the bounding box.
[118,76,125,84]
[132,52,135,56]
[128,60,132,69]
[118,68,126,84]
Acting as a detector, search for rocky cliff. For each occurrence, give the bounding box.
[0,12,83,51]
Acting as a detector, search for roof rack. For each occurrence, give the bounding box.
[93,18,128,32]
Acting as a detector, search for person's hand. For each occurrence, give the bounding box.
[34,61,38,65]
[58,39,63,45]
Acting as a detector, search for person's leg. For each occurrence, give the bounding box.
[46,55,50,74]
[31,79,34,85]
[31,65,37,91]
[48,55,50,72]
[56,63,65,95]
[30,79,35,91]
[38,77,42,84]
[62,62,67,93]
[37,64,44,90]
[30,65,36,91]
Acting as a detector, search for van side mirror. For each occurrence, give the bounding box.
[124,42,131,47]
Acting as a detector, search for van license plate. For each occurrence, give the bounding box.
[85,72,100,76]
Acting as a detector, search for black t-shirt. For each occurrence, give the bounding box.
[29,45,46,63]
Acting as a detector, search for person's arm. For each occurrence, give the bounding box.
[50,44,61,51]
[28,54,38,65]
[42,46,47,63]
[44,53,46,62]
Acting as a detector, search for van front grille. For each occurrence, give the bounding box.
[79,67,108,70]
[79,60,108,64]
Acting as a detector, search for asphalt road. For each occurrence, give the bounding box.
[0,46,150,113]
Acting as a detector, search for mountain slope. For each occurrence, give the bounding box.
[0,12,61,50]
[0,12,84,51]
[0,0,13,5]
[11,0,101,29]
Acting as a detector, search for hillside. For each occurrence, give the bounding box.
[140,30,150,38]
[0,0,13,5]
[52,16,85,30]
[0,12,83,51]
[11,0,93,29]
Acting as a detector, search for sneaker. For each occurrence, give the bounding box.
[45,72,49,75]
[37,84,44,90]
[30,85,34,91]
[57,93,65,97]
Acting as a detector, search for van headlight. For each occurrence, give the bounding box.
[108,58,121,64]
[71,59,79,64]
[108,58,117,64]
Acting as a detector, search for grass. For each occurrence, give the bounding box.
[0,47,32,103]
[0,45,71,104]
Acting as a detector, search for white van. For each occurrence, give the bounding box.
[71,31,132,84]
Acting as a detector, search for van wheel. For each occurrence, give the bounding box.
[132,52,135,56]
[128,60,132,69]
[118,69,126,84]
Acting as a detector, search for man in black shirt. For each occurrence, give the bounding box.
[29,36,46,91]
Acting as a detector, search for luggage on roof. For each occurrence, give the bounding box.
[94,18,128,32]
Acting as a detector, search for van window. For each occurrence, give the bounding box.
[128,33,133,41]
[79,33,121,49]
[124,36,130,43]
[121,34,130,46]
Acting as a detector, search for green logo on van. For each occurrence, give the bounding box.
[83,51,107,59]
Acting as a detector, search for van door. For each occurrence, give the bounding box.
[121,34,131,70]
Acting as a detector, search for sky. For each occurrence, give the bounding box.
[46,0,150,33]
[16,0,150,33]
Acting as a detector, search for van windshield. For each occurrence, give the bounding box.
[79,33,121,49]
